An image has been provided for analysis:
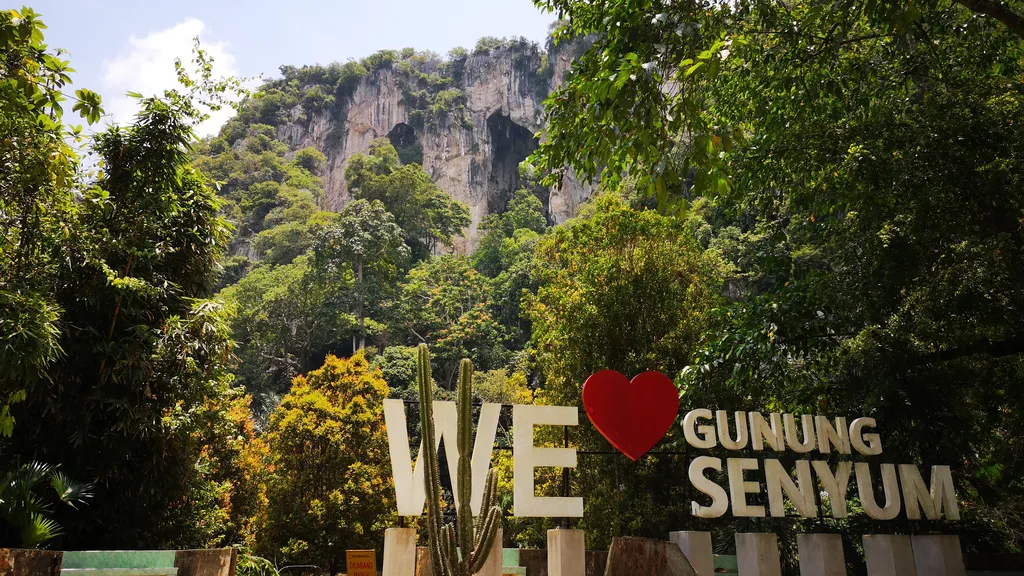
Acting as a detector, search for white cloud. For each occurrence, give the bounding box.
[101,19,239,137]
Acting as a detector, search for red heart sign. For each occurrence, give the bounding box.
[582,370,679,461]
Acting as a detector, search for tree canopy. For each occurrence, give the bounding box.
[533,0,1024,551]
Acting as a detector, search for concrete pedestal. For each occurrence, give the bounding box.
[912,535,965,576]
[863,535,916,576]
[736,533,782,576]
[796,534,845,576]
[383,527,417,576]
[473,528,503,576]
[669,531,714,576]
[548,529,586,576]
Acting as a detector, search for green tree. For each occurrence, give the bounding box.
[259,352,393,572]
[312,199,409,350]
[0,7,102,435]
[526,194,723,547]
[392,256,510,387]
[292,146,327,173]
[4,35,255,547]
[371,345,418,399]
[473,189,548,277]
[345,139,470,259]
[533,0,1024,550]
[220,255,350,409]
[473,190,549,349]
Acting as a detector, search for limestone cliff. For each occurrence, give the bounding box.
[273,40,591,252]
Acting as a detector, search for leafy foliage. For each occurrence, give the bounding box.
[313,199,409,350]
[0,462,92,547]
[9,5,1024,562]
[257,353,393,571]
[526,194,724,547]
[533,0,1024,552]
[0,7,103,436]
[392,256,511,387]
[1,23,258,548]
[345,139,471,260]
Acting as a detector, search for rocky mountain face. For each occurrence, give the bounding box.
[273,40,591,252]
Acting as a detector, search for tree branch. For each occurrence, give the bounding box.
[957,0,1024,39]
[917,336,1024,365]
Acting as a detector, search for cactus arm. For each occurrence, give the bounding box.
[468,506,502,574]
[476,469,497,534]
[417,345,447,576]
[445,523,465,575]
[456,359,475,555]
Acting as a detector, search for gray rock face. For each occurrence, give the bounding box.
[274,43,592,253]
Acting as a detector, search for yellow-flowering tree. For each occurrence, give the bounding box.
[257,352,393,571]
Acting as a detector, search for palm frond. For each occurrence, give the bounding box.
[50,471,94,508]
[19,462,52,488]
[20,513,61,548]
[21,490,52,517]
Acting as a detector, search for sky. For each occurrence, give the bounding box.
[30,0,555,135]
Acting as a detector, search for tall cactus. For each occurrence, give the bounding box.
[417,344,501,576]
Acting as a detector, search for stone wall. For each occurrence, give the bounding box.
[174,549,237,576]
[0,549,62,576]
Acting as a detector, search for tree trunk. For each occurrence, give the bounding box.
[357,258,365,350]
[957,0,1024,39]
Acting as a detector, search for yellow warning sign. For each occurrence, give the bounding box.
[346,550,376,576]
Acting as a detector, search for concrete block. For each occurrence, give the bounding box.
[0,549,63,576]
[174,549,236,576]
[796,534,845,576]
[736,533,782,576]
[548,529,585,576]
[912,535,965,576]
[669,531,714,576]
[863,535,916,576]
[384,527,417,576]
[605,537,695,576]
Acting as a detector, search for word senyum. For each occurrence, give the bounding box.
[682,409,959,520]
[383,400,960,522]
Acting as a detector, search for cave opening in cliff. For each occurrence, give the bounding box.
[387,122,423,165]
[487,111,539,213]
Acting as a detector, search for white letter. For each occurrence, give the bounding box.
[815,416,851,454]
[850,417,883,456]
[765,459,816,518]
[748,412,784,451]
[384,399,500,516]
[688,456,728,518]
[727,458,765,517]
[899,464,960,521]
[716,410,748,450]
[683,409,717,449]
[783,414,816,453]
[812,461,853,518]
[855,462,901,520]
[513,404,583,517]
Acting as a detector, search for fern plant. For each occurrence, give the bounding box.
[0,461,93,547]
[235,553,281,576]
[417,344,501,576]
